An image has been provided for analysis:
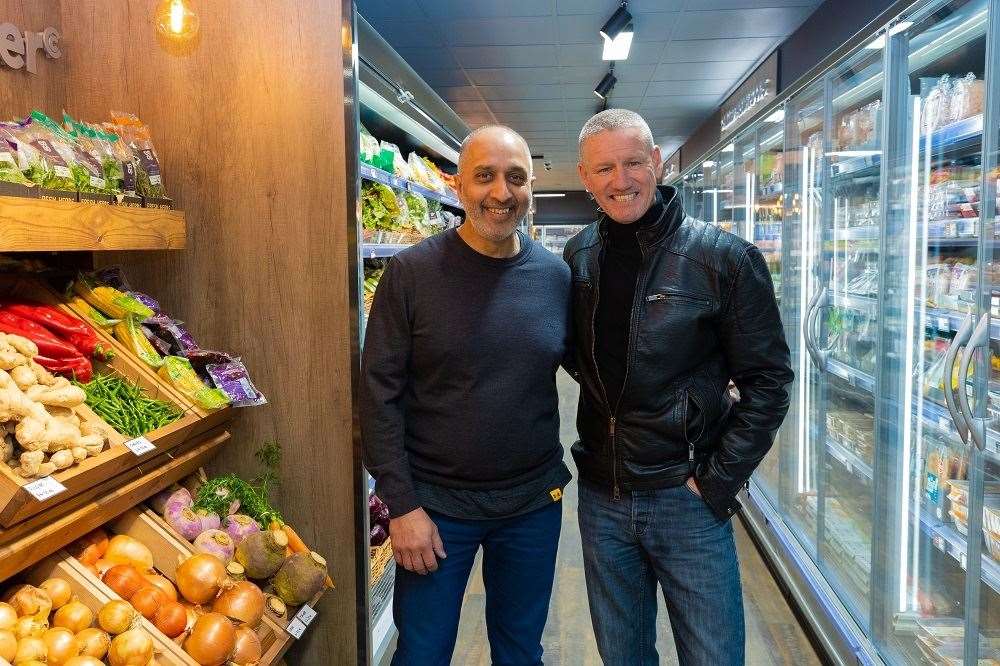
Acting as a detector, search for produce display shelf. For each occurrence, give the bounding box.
[0,427,228,583]
[832,225,879,241]
[827,358,876,394]
[360,163,463,210]
[0,195,185,251]
[928,114,983,153]
[919,505,1000,595]
[362,243,412,259]
[826,436,874,482]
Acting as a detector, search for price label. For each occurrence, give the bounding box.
[124,437,156,456]
[933,535,945,552]
[938,317,950,331]
[286,618,307,639]
[285,604,317,639]
[24,476,67,502]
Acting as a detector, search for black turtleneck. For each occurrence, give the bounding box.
[596,190,665,408]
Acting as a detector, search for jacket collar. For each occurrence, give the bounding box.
[597,185,685,251]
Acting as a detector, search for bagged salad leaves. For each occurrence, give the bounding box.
[64,112,123,195]
[360,125,380,165]
[403,191,430,232]
[407,153,436,191]
[362,181,405,232]
[15,113,76,190]
[108,110,167,198]
[380,141,411,180]
[0,123,33,186]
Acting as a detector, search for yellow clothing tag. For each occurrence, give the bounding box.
[549,488,563,502]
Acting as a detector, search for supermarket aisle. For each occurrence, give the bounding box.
[451,371,823,665]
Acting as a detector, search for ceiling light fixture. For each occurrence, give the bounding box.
[601,3,633,61]
[865,21,913,49]
[155,0,199,40]
[594,67,617,100]
[600,3,632,41]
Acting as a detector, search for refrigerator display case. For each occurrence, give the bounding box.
[671,0,1000,662]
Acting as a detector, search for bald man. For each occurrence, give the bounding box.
[361,125,572,666]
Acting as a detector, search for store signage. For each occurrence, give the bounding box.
[0,24,61,74]
[24,476,67,502]
[719,52,778,138]
[124,436,156,456]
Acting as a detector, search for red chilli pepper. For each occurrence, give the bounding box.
[4,302,113,360]
[34,354,93,383]
[0,315,82,360]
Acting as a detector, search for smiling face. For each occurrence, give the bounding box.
[455,127,533,243]
[578,127,662,224]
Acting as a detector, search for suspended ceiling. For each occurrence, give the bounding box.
[357,0,822,190]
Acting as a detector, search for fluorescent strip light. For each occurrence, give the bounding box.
[866,21,913,49]
[722,143,735,153]
[764,109,785,123]
[703,160,716,168]
[602,28,633,61]
[825,150,882,157]
[534,193,566,198]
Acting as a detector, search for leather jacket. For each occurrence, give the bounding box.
[563,185,793,520]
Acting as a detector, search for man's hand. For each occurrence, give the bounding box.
[389,507,447,575]
[686,476,702,497]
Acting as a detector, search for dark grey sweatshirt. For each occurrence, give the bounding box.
[360,228,572,518]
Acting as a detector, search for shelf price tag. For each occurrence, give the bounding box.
[124,437,156,456]
[938,317,950,331]
[285,605,317,640]
[24,476,67,502]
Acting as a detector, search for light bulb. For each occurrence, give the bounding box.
[156,0,199,40]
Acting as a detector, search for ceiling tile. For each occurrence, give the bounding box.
[558,41,666,66]
[452,45,559,68]
[612,64,657,80]
[507,121,571,132]
[661,37,778,62]
[685,0,818,8]
[489,98,568,112]
[357,0,425,19]
[438,86,485,101]
[555,0,684,13]
[420,69,473,87]
[640,94,721,111]
[394,47,460,70]
[478,85,567,100]
[676,7,814,39]
[652,60,755,81]
[442,17,559,46]
[368,20,446,48]
[418,0,557,18]
[466,68,563,86]
[565,81,648,99]
[461,114,497,127]
[556,65,613,84]
[448,100,493,114]
[493,111,568,124]
[645,79,734,96]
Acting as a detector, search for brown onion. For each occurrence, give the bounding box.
[230,625,261,665]
[142,574,177,602]
[102,565,148,601]
[152,601,187,639]
[0,629,15,661]
[92,559,115,578]
[211,581,264,628]
[97,601,138,635]
[53,600,93,633]
[13,636,46,664]
[43,627,79,666]
[39,579,73,611]
[183,613,235,666]
[129,586,165,621]
[74,628,110,659]
[13,616,47,639]
[176,554,228,604]
[64,657,106,666]
[104,536,153,573]
[107,629,153,666]
[0,603,15,631]
[8,586,52,621]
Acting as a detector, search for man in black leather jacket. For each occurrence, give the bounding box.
[564,109,793,666]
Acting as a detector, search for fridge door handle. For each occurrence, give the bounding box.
[802,286,822,367]
[943,314,974,445]
[807,287,831,371]
[957,313,990,451]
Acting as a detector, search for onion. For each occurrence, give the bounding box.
[230,625,261,665]
[129,586,166,621]
[0,603,16,631]
[0,629,15,661]
[70,530,109,567]
[176,554,229,604]
[53,600,93,633]
[43,627,79,666]
[183,613,235,666]
[8,586,52,621]
[102,565,148,601]
[74,628,110,659]
[107,629,153,666]
[152,601,187,639]
[224,515,259,545]
[97,601,138,635]
[211,581,264,628]
[39,579,73,610]
[64,658,106,666]
[142,574,177,602]
[166,506,205,541]
[104,536,154,573]
[13,636,45,664]
[13,616,47,639]
[92,559,115,578]
[193,530,235,564]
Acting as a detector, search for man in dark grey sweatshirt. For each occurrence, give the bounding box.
[360,125,571,666]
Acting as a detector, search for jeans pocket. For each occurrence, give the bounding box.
[682,480,702,499]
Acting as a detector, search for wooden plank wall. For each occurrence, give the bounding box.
[0,1,361,661]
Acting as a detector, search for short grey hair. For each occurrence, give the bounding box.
[459,124,531,174]
[578,109,655,160]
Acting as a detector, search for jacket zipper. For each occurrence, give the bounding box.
[646,293,711,306]
[588,262,618,501]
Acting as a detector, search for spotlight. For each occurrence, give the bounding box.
[599,3,632,41]
[594,70,617,99]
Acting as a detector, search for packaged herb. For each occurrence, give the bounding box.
[16,113,76,191]
[379,141,411,180]
[109,110,167,198]
[64,112,122,195]
[0,124,33,187]
[360,125,380,165]
[361,181,405,232]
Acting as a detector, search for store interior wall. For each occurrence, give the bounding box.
[0,0,360,661]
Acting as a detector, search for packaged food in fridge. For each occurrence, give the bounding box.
[923,74,951,134]
[947,479,1000,507]
[380,141,411,181]
[359,125,380,165]
[948,73,985,124]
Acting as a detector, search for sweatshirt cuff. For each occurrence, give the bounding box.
[371,459,420,519]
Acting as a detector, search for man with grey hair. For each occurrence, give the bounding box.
[362,124,572,665]
[564,109,793,665]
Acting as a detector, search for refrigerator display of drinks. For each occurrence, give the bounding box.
[671,0,1000,662]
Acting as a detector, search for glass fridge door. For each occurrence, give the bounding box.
[683,169,706,221]
[809,46,886,629]
[734,131,756,243]
[717,148,736,235]
[883,2,998,663]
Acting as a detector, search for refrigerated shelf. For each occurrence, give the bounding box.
[832,225,879,241]
[360,163,463,210]
[919,507,1000,596]
[362,243,412,258]
[928,114,984,153]
[827,358,876,393]
[832,292,878,311]
[826,436,875,482]
[830,152,882,179]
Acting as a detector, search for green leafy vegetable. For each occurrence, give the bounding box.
[75,372,185,437]
[361,181,405,232]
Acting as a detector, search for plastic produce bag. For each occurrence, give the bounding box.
[108,110,167,198]
[158,355,230,410]
[380,141,411,180]
[406,152,436,190]
[16,113,76,190]
[403,191,430,233]
[949,73,985,124]
[0,123,33,186]
[360,125,380,165]
[361,181,405,232]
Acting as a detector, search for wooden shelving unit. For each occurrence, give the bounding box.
[0,195,186,251]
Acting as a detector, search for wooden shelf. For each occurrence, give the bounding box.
[0,427,229,583]
[0,195,185,251]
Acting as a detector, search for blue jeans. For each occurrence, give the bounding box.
[578,481,744,666]
[391,502,562,666]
